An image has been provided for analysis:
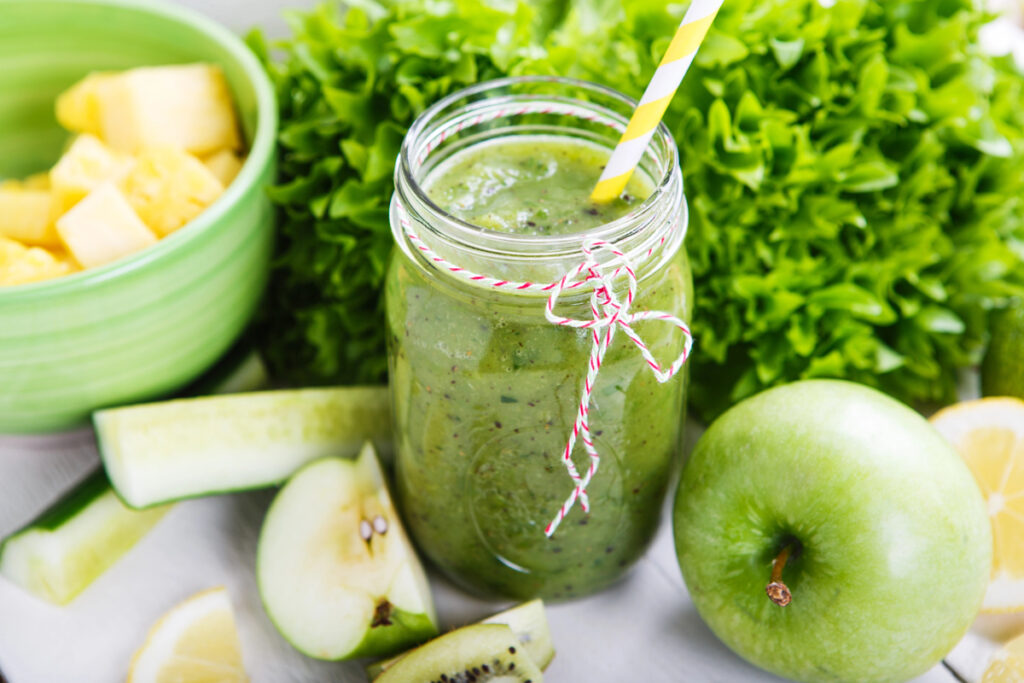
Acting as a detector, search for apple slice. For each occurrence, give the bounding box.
[257,444,437,660]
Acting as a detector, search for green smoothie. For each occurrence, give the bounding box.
[424,136,651,235]
[387,135,691,599]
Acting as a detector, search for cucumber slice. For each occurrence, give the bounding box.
[374,623,543,683]
[0,469,169,605]
[367,599,555,679]
[258,444,437,660]
[95,386,391,508]
[0,345,267,605]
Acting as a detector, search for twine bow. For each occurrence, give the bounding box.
[540,239,692,536]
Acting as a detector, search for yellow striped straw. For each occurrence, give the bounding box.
[591,0,725,203]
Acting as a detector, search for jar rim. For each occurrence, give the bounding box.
[395,76,682,258]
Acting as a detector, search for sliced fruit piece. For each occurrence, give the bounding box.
[49,134,134,214]
[481,599,555,670]
[95,386,392,508]
[0,186,59,247]
[128,587,248,683]
[367,599,555,679]
[0,237,71,286]
[203,149,244,187]
[120,147,224,237]
[983,630,1024,682]
[56,183,157,268]
[99,64,242,155]
[56,71,116,137]
[20,173,51,191]
[0,470,169,605]
[0,235,76,286]
[374,624,543,683]
[258,445,437,660]
[931,398,1024,613]
[0,235,25,261]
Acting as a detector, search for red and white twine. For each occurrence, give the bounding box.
[398,99,693,538]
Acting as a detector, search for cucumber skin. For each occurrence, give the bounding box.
[0,478,169,605]
[95,386,393,509]
[15,469,109,534]
[0,469,108,559]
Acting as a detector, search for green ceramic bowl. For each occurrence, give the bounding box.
[0,0,277,433]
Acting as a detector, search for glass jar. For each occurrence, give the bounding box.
[386,77,692,600]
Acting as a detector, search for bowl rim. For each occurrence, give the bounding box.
[0,0,278,303]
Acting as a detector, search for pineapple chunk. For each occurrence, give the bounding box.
[1,174,51,193]
[0,187,60,248]
[25,174,50,190]
[202,149,244,187]
[120,147,225,237]
[98,64,241,155]
[56,184,157,268]
[0,236,74,287]
[50,134,134,214]
[55,72,115,137]
[0,235,27,267]
[1,174,49,191]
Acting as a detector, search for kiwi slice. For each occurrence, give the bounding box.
[367,599,554,679]
[481,600,555,670]
[373,623,542,683]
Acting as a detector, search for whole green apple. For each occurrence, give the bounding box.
[674,380,991,683]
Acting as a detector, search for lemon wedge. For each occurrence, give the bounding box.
[128,586,248,683]
[931,398,1024,613]
[983,630,1024,682]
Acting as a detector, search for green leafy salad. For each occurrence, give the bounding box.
[250,0,1024,420]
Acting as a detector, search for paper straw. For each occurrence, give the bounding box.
[591,0,725,203]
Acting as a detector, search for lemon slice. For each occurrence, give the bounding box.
[128,586,248,683]
[983,630,1024,682]
[931,398,1024,613]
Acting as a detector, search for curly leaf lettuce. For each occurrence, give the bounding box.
[247,0,547,384]
[252,0,1024,421]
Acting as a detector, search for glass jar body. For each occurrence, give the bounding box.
[386,76,691,600]
[386,245,691,600]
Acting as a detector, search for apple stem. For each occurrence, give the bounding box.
[766,544,793,607]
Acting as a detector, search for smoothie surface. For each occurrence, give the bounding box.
[423,136,654,236]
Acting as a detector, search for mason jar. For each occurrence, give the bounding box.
[386,76,692,600]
